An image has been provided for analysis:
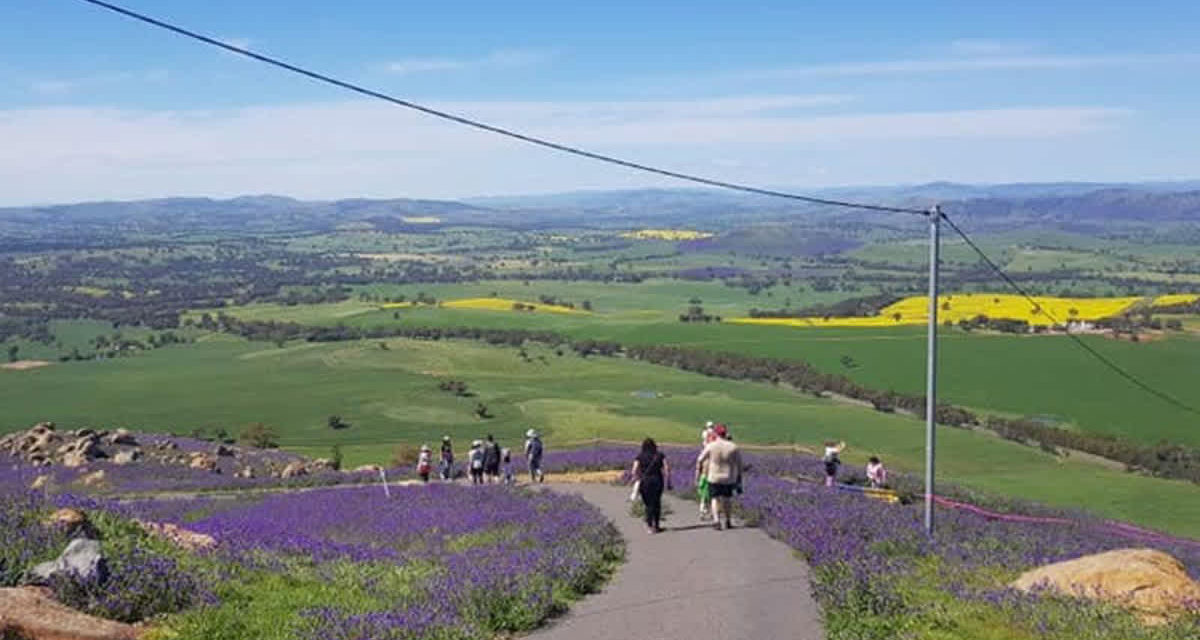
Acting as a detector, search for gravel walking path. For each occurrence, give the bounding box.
[527,483,823,640]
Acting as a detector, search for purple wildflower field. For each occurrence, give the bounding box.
[146,484,620,639]
[3,480,622,639]
[6,436,1200,639]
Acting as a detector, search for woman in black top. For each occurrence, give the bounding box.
[631,438,670,533]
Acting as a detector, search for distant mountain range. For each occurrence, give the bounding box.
[2,181,1198,241]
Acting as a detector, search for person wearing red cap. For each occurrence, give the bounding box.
[695,423,742,531]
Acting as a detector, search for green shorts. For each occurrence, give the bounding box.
[698,476,711,502]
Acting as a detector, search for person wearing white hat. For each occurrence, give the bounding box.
[524,429,545,483]
[416,444,432,483]
[468,439,485,485]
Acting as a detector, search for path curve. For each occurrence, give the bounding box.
[528,483,823,640]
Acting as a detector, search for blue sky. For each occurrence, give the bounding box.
[2,0,1199,204]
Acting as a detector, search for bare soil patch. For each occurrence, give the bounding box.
[546,470,625,484]
[1,360,52,371]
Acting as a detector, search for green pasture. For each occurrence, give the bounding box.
[590,322,1200,447]
[199,278,857,325]
[1,319,153,361]
[2,334,1199,536]
[191,283,1200,447]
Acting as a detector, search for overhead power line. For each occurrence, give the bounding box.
[76,0,926,216]
[76,0,1197,419]
[939,212,1200,418]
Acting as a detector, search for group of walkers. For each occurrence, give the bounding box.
[629,421,745,534]
[414,429,545,484]
[821,440,888,488]
[629,423,890,534]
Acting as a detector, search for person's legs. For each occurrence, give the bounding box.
[640,481,662,532]
[722,496,733,528]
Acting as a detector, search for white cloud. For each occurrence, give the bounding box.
[31,80,76,95]
[27,70,169,96]
[947,39,1039,56]
[221,37,254,51]
[743,52,1200,79]
[0,98,1133,205]
[386,49,551,75]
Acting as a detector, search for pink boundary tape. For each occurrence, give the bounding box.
[822,478,1200,548]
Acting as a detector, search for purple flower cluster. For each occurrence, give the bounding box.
[0,491,69,586]
[123,484,621,638]
[48,544,210,623]
[0,489,210,623]
[737,474,1200,635]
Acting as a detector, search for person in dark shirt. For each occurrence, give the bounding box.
[439,435,454,481]
[631,438,671,534]
[483,434,502,483]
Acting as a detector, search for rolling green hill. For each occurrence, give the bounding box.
[2,334,1198,537]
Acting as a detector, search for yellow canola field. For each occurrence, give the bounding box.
[442,298,587,315]
[729,293,1144,328]
[621,229,714,241]
[379,301,417,309]
[1154,294,1200,307]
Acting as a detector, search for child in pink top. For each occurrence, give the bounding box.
[866,456,887,488]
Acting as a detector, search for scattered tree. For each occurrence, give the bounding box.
[328,415,350,430]
[239,422,279,449]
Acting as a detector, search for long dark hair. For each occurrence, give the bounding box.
[640,438,658,457]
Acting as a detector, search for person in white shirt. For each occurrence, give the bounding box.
[695,424,743,531]
[866,456,887,488]
[823,440,845,487]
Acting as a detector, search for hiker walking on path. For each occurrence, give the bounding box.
[417,445,432,483]
[696,424,742,531]
[483,434,502,484]
[468,440,485,485]
[630,438,671,534]
[524,429,545,483]
[823,441,845,487]
[866,456,887,488]
[439,436,454,481]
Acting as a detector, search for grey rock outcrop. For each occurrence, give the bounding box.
[28,539,108,586]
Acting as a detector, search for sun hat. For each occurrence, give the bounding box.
[442,435,450,441]
[705,420,714,428]
[420,444,430,452]
[472,439,483,447]
[713,424,728,438]
[525,428,537,438]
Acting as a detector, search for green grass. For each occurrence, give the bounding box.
[596,322,1200,447]
[154,558,435,640]
[192,286,1200,448]
[1,319,149,361]
[200,278,854,325]
[3,334,1199,536]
